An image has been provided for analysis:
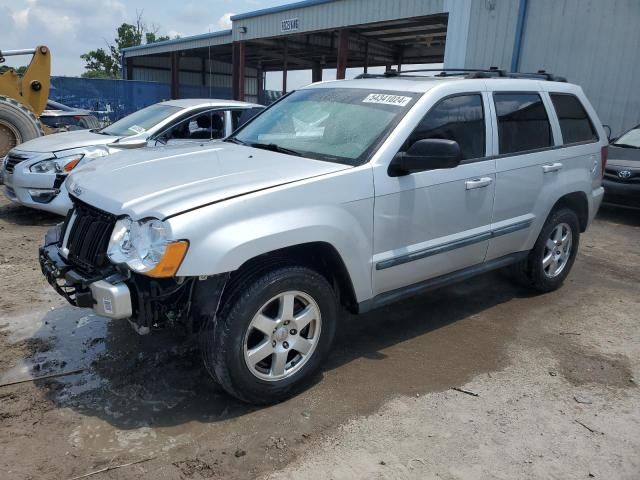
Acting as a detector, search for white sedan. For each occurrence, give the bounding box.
[1,99,263,215]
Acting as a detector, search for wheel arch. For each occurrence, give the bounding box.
[549,191,589,232]
[224,242,359,314]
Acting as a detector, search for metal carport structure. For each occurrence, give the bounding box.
[121,0,455,104]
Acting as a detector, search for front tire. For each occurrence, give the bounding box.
[511,208,580,292]
[202,266,337,404]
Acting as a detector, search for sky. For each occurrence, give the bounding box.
[0,0,286,76]
[0,0,439,90]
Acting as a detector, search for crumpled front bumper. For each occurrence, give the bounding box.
[39,225,133,320]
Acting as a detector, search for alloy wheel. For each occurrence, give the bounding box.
[542,222,573,278]
[243,290,322,381]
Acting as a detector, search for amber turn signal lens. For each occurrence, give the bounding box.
[145,240,189,278]
[63,158,81,172]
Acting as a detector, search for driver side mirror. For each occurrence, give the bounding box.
[388,138,463,177]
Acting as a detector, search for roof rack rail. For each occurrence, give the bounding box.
[354,67,566,82]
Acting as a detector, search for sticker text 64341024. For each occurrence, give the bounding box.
[362,93,412,107]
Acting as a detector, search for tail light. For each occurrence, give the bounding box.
[600,145,608,178]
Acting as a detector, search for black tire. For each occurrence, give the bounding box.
[201,266,337,404]
[0,96,44,157]
[511,207,580,292]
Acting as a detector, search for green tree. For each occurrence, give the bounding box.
[81,12,171,79]
[0,65,28,76]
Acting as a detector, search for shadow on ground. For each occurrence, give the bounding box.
[0,201,61,227]
[3,269,534,431]
[598,203,640,226]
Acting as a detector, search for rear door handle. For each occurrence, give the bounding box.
[542,162,563,173]
[465,177,493,190]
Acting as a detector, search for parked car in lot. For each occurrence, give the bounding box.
[2,99,263,215]
[603,123,640,207]
[39,70,606,404]
[40,100,101,133]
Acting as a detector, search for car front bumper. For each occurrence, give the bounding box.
[3,165,72,215]
[603,179,640,207]
[39,227,133,320]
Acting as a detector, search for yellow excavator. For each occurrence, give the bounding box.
[0,46,50,157]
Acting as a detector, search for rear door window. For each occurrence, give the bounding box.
[494,93,552,154]
[405,94,486,161]
[550,93,598,144]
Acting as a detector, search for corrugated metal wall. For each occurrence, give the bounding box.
[464,0,640,135]
[130,57,258,101]
[519,0,640,136]
[464,0,519,71]
[233,0,446,41]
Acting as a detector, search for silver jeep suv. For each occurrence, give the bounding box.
[40,69,606,404]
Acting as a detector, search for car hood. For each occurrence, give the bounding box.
[607,145,640,167]
[13,130,120,153]
[66,142,351,219]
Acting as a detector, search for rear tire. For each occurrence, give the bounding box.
[511,208,580,292]
[0,96,44,157]
[201,266,337,404]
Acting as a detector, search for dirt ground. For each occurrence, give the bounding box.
[0,195,638,480]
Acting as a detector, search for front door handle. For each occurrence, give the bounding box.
[542,162,563,173]
[465,177,493,190]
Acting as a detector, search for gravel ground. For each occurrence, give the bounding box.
[0,195,638,480]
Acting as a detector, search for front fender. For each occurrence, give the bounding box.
[168,167,375,302]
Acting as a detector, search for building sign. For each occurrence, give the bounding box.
[281,18,299,32]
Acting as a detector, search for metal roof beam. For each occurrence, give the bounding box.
[362,28,447,42]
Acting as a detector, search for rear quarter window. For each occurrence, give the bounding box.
[494,93,552,155]
[550,93,598,144]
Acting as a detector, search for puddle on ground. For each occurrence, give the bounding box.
[0,271,527,464]
[0,306,108,396]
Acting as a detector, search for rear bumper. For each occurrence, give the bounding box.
[39,231,133,320]
[588,186,605,226]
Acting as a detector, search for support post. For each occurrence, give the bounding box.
[125,57,133,80]
[232,41,246,101]
[363,41,369,74]
[282,38,288,94]
[336,29,349,80]
[201,57,206,87]
[311,61,323,83]
[170,52,179,99]
[257,68,264,104]
[396,48,404,72]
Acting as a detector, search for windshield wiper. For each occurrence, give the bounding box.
[225,137,248,146]
[89,129,110,135]
[249,142,303,157]
[613,143,640,149]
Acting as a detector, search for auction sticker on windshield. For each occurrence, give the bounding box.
[128,125,146,134]
[363,93,412,107]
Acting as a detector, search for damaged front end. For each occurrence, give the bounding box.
[39,218,227,335]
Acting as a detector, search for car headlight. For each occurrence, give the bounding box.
[30,154,84,174]
[29,146,110,174]
[107,217,188,278]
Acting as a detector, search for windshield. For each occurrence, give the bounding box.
[100,104,182,137]
[231,88,419,165]
[613,126,640,148]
